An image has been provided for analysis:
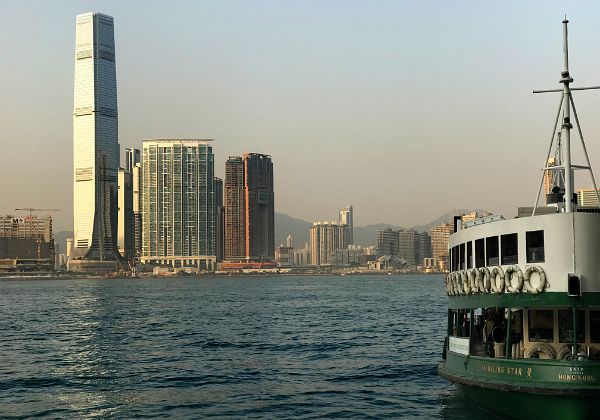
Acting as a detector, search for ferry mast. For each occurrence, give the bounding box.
[533,19,600,214]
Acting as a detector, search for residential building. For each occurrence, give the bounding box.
[415,231,433,267]
[577,188,600,207]
[117,167,134,260]
[215,177,225,262]
[225,156,245,259]
[339,205,353,245]
[309,222,347,266]
[275,246,294,267]
[72,12,120,262]
[132,162,142,257]
[224,153,275,261]
[544,157,558,204]
[399,229,417,266]
[431,221,453,271]
[140,139,215,269]
[377,228,399,256]
[294,243,310,266]
[126,148,140,173]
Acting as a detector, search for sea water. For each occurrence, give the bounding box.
[0,275,499,418]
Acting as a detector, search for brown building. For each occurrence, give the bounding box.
[430,221,453,271]
[224,153,274,261]
[0,215,54,272]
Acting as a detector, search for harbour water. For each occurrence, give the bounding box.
[0,275,499,418]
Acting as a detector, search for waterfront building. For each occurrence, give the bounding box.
[377,228,400,256]
[72,12,120,263]
[309,222,347,266]
[126,148,140,173]
[215,177,225,262]
[224,153,275,261]
[399,229,417,267]
[431,221,453,271]
[117,167,134,260]
[294,243,310,266]
[132,162,142,257]
[339,205,354,245]
[543,157,557,204]
[0,215,54,271]
[140,139,215,269]
[275,245,294,267]
[577,188,600,207]
[286,234,293,248]
[225,156,245,259]
[415,231,433,267]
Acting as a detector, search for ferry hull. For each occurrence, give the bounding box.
[439,352,600,419]
[456,382,597,419]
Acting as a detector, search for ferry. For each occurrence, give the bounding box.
[438,20,600,418]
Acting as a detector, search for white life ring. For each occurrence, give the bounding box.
[479,267,491,293]
[473,268,484,293]
[490,266,505,294]
[524,265,547,294]
[525,342,556,359]
[505,266,524,293]
[452,271,462,295]
[467,269,478,293]
[458,270,470,295]
[557,344,584,360]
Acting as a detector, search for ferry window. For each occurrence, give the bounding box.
[459,243,465,270]
[591,311,600,343]
[452,246,459,271]
[475,238,485,268]
[528,310,554,342]
[486,236,499,266]
[457,309,470,338]
[558,309,585,343]
[501,233,518,265]
[526,230,545,263]
[467,242,473,269]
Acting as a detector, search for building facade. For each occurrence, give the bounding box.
[126,147,140,173]
[0,215,54,271]
[309,222,347,266]
[339,205,353,245]
[132,162,142,257]
[214,177,225,262]
[141,139,215,268]
[224,153,275,261]
[431,221,453,271]
[377,228,400,256]
[117,167,134,260]
[73,12,120,261]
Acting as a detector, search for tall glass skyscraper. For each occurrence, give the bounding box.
[140,140,216,269]
[72,12,119,260]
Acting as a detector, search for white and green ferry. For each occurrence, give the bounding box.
[438,20,600,418]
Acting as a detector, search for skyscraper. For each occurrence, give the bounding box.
[309,222,347,266]
[72,12,119,261]
[140,139,216,269]
[339,205,353,245]
[126,148,140,173]
[117,167,134,260]
[224,153,275,261]
[225,156,245,259]
[244,153,274,260]
[214,177,225,262]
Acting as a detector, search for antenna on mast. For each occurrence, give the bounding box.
[532,18,600,214]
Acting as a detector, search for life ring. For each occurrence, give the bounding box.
[479,267,491,293]
[505,266,524,293]
[490,266,505,294]
[459,271,468,294]
[524,265,547,294]
[453,271,463,295]
[557,344,584,360]
[467,269,479,293]
[525,342,557,359]
[445,273,451,295]
[473,268,484,293]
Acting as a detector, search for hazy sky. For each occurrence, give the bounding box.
[2,1,600,231]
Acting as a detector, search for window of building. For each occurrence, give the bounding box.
[501,233,518,265]
[526,230,545,263]
[467,242,473,269]
[459,243,465,270]
[528,310,554,342]
[590,310,600,343]
[486,236,499,266]
[475,238,485,268]
[558,309,585,343]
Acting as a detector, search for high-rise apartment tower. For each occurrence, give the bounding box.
[224,153,275,261]
[140,139,216,269]
[339,205,353,245]
[72,12,119,261]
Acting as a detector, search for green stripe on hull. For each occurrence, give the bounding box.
[447,291,600,309]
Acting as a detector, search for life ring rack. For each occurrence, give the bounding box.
[446,265,546,296]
